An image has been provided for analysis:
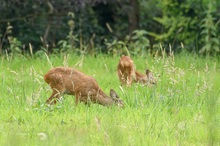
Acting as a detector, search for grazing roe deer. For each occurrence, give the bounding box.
[117,55,156,86]
[134,70,156,85]
[44,67,124,107]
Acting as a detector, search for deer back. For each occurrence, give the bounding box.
[44,67,98,94]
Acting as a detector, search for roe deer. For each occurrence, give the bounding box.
[44,67,124,107]
[117,55,156,86]
[134,69,157,85]
[117,55,136,86]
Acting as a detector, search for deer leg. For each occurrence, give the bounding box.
[75,93,81,106]
[118,70,126,85]
[46,89,62,105]
[75,93,91,106]
[128,75,132,85]
[125,74,132,86]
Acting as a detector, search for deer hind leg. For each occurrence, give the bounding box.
[118,70,125,85]
[127,74,133,86]
[46,88,63,105]
[121,74,128,86]
[123,73,132,86]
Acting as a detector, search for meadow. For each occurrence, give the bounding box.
[0,52,219,146]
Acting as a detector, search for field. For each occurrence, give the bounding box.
[0,52,219,146]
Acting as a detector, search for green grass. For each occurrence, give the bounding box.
[0,52,219,146]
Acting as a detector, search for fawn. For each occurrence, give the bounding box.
[117,55,156,86]
[44,67,124,107]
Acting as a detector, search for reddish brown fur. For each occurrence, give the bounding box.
[117,55,156,86]
[117,55,136,86]
[134,70,156,85]
[44,67,124,107]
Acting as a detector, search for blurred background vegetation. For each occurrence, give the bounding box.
[0,0,220,56]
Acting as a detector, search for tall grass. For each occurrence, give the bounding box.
[0,52,219,146]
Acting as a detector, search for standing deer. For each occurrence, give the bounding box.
[117,55,156,86]
[44,67,124,107]
[117,55,136,86]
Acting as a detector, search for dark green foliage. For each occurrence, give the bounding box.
[199,3,220,55]
[0,0,220,55]
[149,0,201,52]
[147,0,220,54]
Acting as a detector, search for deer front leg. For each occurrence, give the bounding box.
[75,92,81,106]
[75,93,92,106]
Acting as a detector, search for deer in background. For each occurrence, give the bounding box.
[44,67,124,107]
[117,55,136,86]
[117,55,156,86]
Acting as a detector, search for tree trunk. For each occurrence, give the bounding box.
[128,0,139,35]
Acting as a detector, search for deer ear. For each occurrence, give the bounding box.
[110,89,120,99]
[145,69,151,76]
